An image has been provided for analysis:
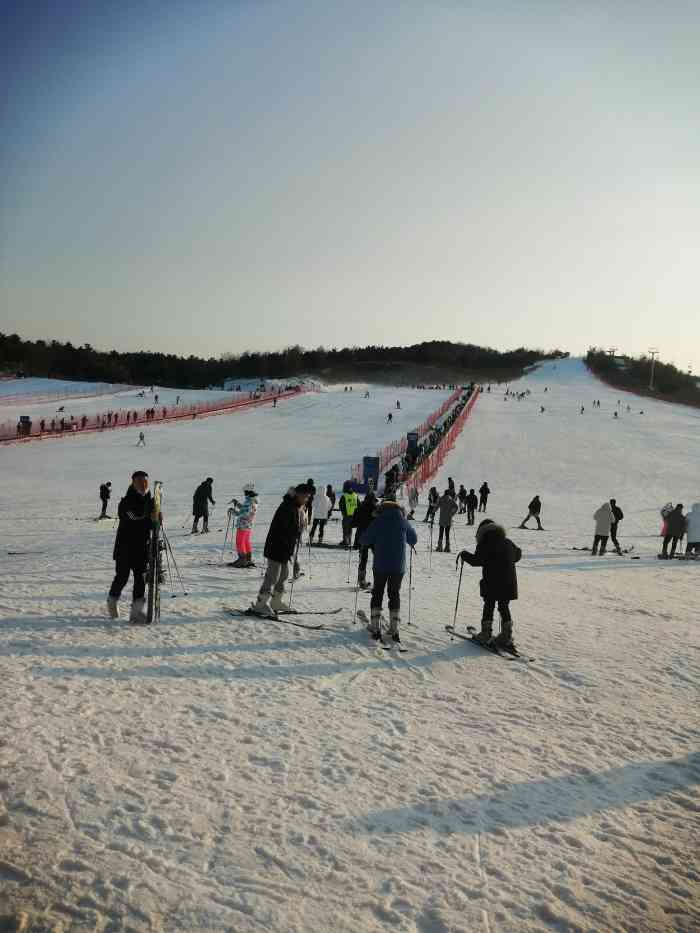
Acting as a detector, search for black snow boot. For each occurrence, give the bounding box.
[493,620,514,649]
[473,620,493,644]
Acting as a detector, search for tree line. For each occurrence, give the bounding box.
[0,332,567,389]
[586,348,700,406]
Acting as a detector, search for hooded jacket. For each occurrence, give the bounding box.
[359,501,417,574]
[665,506,685,538]
[264,493,301,563]
[593,502,613,535]
[113,485,154,564]
[312,490,331,521]
[193,480,215,516]
[685,503,700,543]
[461,522,521,601]
[233,494,258,530]
[438,493,459,527]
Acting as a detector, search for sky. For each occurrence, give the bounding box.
[1,0,699,370]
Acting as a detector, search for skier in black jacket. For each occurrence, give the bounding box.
[466,488,478,525]
[458,519,521,648]
[252,484,311,615]
[352,490,378,587]
[107,471,154,623]
[99,481,112,518]
[519,495,543,530]
[192,478,215,534]
[478,482,491,512]
[423,487,439,523]
[609,498,624,555]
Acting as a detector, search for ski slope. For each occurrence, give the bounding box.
[0,361,698,932]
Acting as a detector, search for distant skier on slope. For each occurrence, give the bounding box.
[407,486,419,520]
[251,483,311,615]
[609,498,624,555]
[136,431,146,446]
[423,486,439,523]
[99,481,112,519]
[352,488,379,588]
[660,504,685,559]
[458,519,522,649]
[339,481,359,548]
[309,485,331,544]
[387,412,393,423]
[192,478,215,534]
[519,495,543,530]
[457,484,468,514]
[359,490,417,642]
[466,488,478,526]
[229,483,258,567]
[107,470,154,623]
[592,501,613,555]
[478,481,490,512]
[436,490,459,553]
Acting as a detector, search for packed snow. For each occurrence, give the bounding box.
[0,361,698,932]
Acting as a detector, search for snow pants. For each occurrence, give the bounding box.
[592,534,608,554]
[236,528,252,556]
[371,571,403,613]
[610,523,621,553]
[310,518,326,542]
[521,511,543,529]
[109,557,146,601]
[341,516,353,546]
[478,495,488,512]
[259,559,289,597]
[482,598,511,623]
[467,507,475,525]
[100,497,109,517]
[662,535,680,557]
[358,545,370,584]
[437,526,452,550]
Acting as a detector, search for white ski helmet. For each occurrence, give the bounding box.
[243,481,256,495]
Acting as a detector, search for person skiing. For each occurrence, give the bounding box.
[447,477,456,500]
[407,486,419,520]
[519,495,543,530]
[252,483,311,615]
[457,518,522,648]
[339,481,359,548]
[423,486,439,523]
[436,489,459,553]
[229,483,258,567]
[661,504,685,559]
[592,501,613,555]
[99,481,112,519]
[684,503,700,556]
[305,477,316,523]
[359,491,417,642]
[107,470,154,623]
[478,482,490,512]
[609,498,624,554]
[396,400,401,409]
[387,412,393,423]
[352,488,379,587]
[192,478,215,534]
[457,484,468,514]
[326,484,336,519]
[465,488,478,526]
[136,431,146,447]
[309,485,331,543]
[660,502,674,537]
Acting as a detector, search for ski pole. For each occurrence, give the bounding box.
[307,532,312,581]
[352,570,360,625]
[408,546,414,626]
[289,539,301,608]
[221,511,233,562]
[429,521,434,571]
[452,558,464,631]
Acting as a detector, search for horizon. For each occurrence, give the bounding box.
[2,1,700,371]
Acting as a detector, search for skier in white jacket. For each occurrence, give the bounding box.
[592,502,613,555]
[229,483,258,568]
[684,502,700,555]
[309,487,331,544]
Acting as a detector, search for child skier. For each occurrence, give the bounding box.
[229,483,258,567]
[359,492,417,642]
[457,519,522,648]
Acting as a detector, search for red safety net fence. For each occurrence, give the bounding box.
[404,389,480,495]
[1,388,309,445]
[376,387,462,473]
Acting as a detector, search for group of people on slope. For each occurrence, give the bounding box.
[419,480,490,552]
[659,502,700,558]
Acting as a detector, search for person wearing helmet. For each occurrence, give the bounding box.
[229,483,258,567]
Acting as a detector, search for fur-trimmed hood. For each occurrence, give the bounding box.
[476,521,506,545]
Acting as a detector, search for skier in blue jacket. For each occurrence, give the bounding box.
[360,492,417,642]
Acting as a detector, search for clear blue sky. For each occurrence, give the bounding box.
[2,1,699,370]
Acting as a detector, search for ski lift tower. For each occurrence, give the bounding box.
[648,348,659,390]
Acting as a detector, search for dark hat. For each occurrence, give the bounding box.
[295,483,312,495]
[206,477,213,483]
[476,519,494,532]
[106,481,112,487]
[132,470,148,479]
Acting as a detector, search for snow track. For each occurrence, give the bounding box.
[0,366,698,931]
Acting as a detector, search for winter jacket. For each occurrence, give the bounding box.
[438,494,459,527]
[665,506,685,538]
[264,494,300,563]
[340,491,359,518]
[408,487,419,509]
[610,503,623,526]
[99,483,111,503]
[359,501,417,574]
[479,483,490,499]
[528,496,541,515]
[458,487,467,503]
[466,492,478,510]
[460,522,521,601]
[312,490,331,521]
[233,495,257,530]
[593,503,613,535]
[113,486,154,564]
[685,503,700,543]
[428,489,439,508]
[193,481,215,516]
[352,493,378,533]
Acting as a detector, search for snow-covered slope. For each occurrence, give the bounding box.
[0,362,697,932]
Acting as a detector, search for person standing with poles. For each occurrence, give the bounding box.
[478,481,491,513]
[436,489,458,553]
[106,470,155,623]
[339,481,359,548]
[423,486,439,523]
[359,491,417,643]
[309,485,331,544]
[519,495,543,530]
[192,478,215,534]
[252,484,311,616]
[352,488,378,589]
[229,482,258,567]
[99,481,112,519]
[457,518,522,648]
[466,488,478,526]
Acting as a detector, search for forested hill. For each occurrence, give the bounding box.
[0,333,568,389]
[586,349,700,409]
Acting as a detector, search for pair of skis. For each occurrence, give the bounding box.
[445,625,533,661]
[225,606,341,630]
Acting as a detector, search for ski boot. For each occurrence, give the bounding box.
[106,595,119,619]
[270,593,292,614]
[251,595,276,617]
[230,556,247,568]
[191,520,199,535]
[493,620,515,650]
[368,608,381,639]
[472,620,493,646]
[244,554,256,568]
[436,544,443,553]
[389,612,401,643]
[129,598,148,625]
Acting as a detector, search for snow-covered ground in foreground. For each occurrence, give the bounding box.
[0,361,698,932]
